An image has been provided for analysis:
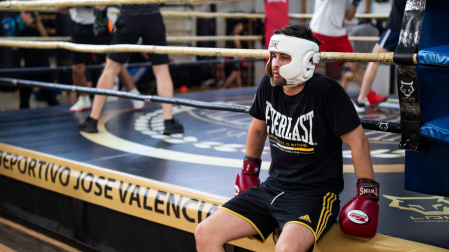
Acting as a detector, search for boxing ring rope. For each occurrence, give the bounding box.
[288,13,390,19]
[0,7,390,20]
[0,35,379,42]
[160,11,266,19]
[0,0,236,9]
[0,77,402,134]
[0,39,269,57]
[347,36,380,42]
[0,35,264,43]
[161,11,390,20]
[0,39,414,63]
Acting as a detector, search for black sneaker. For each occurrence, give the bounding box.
[351,99,366,113]
[163,119,184,135]
[78,116,98,133]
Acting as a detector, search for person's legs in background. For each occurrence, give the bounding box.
[69,25,97,112]
[69,62,92,112]
[78,57,123,133]
[19,86,33,109]
[40,73,59,106]
[118,65,144,111]
[152,63,184,135]
[352,28,401,112]
[357,43,389,108]
[221,58,242,90]
[346,61,364,84]
[221,70,242,90]
[141,13,183,135]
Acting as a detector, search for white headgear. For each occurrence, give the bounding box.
[266,34,320,87]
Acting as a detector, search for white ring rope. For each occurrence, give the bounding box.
[0,39,269,57]
[288,13,390,19]
[0,39,407,63]
[0,5,390,20]
[160,11,266,19]
[0,35,378,42]
[0,0,235,9]
[0,35,263,42]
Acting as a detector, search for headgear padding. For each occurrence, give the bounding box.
[266,34,320,87]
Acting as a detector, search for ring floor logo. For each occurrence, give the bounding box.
[82,99,404,171]
[384,195,449,223]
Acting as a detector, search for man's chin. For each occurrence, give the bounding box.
[273,77,287,86]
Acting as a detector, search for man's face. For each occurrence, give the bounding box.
[270,52,292,86]
[20,12,33,26]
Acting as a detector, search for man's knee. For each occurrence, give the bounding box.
[194,221,216,250]
[275,224,315,252]
[194,222,204,241]
[347,62,360,71]
[103,58,123,76]
[275,240,313,252]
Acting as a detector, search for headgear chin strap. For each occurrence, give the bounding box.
[266,34,320,87]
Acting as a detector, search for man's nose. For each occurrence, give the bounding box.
[272,57,280,68]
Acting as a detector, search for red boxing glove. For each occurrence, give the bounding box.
[234,156,261,196]
[339,179,380,238]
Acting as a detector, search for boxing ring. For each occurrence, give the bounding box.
[0,86,447,251]
[1,0,449,251]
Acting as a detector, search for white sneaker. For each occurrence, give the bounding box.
[351,99,365,113]
[130,88,144,111]
[70,95,91,112]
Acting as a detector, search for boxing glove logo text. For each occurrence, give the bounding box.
[347,210,370,225]
[359,187,378,197]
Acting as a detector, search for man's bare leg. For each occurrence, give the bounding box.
[275,223,315,252]
[90,58,123,119]
[118,65,145,110]
[357,44,389,103]
[195,209,258,252]
[346,61,364,85]
[152,64,173,120]
[71,63,88,103]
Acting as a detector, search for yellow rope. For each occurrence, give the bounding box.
[288,13,389,19]
[161,11,266,19]
[0,3,389,20]
[115,10,389,19]
[320,52,396,63]
[168,35,263,42]
[0,35,263,42]
[0,0,236,9]
[348,36,380,41]
[0,39,269,58]
[1,35,378,42]
[0,39,411,63]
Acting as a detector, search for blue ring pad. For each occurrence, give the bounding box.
[418,45,449,67]
[420,116,449,146]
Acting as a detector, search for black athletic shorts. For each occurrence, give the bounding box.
[221,178,340,245]
[71,23,111,65]
[108,13,169,65]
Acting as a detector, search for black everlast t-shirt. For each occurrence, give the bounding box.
[249,73,361,194]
